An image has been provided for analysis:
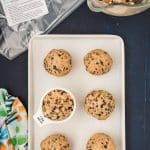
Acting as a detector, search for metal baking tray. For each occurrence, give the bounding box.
[28,35,125,150]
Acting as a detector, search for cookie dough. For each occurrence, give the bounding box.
[84,49,113,75]
[42,89,74,121]
[98,0,139,5]
[44,49,72,76]
[84,90,115,120]
[41,134,71,150]
[86,133,116,150]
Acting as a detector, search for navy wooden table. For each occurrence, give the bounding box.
[0,2,149,150]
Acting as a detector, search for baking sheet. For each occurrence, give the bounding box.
[28,35,125,150]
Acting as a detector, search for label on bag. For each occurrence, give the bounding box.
[1,0,49,26]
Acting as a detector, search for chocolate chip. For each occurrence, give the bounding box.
[100,60,104,65]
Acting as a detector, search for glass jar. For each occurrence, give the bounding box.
[87,0,150,16]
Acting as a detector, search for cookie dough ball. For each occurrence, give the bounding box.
[84,49,113,75]
[86,133,116,150]
[44,49,72,76]
[42,89,74,121]
[41,134,71,150]
[84,90,115,120]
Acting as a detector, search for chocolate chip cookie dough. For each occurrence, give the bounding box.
[98,0,140,5]
[86,133,116,150]
[84,90,115,120]
[41,134,71,150]
[84,49,113,75]
[44,49,72,76]
[42,89,74,121]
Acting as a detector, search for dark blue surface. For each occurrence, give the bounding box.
[0,2,150,150]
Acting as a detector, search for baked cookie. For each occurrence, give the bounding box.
[84,90,115,120]
[84,49,113,75]
[42,89,74,121]
[44,49,72,76]
[86,133,116,150]
[41,134,71,150]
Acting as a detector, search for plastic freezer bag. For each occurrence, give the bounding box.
[0,0,85,60]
